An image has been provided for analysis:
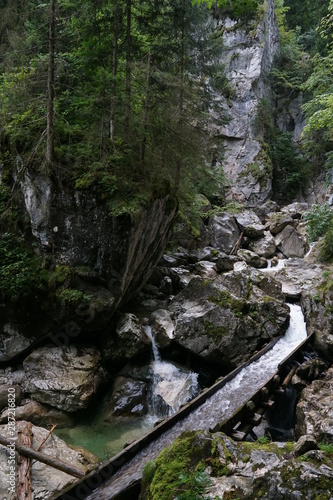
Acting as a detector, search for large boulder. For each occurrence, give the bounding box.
[275,225,309,258]
[296,366,333,443]
[267,211,294,235]
[234,210,265,238]
[150,309,175,348]
[209,214,241,254]
[237,249,267,269]
[0,400,73,428]
[249,231,276,258]
[169,270,289,369]
[22,345,107,412]
[301,291,333,362]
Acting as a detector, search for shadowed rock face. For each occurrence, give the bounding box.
[296,366,333,443]
[0,172,177,358]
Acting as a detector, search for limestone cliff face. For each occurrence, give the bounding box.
[215,0,280,205]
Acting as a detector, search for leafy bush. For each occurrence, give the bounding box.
[320,225,333,262]
[303,203,333,242]
[0,233,45,301]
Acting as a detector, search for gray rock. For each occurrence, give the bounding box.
[195,260,218,279]
[150,309,175,347]
[267,211,294,235]
[215,253,239,273]
[237,249,267,269]
[169,270,289,369]
[102,377,147,419]
[141,430,333,500]
[23,345,106,412]
[0,399,73,428]
[234,210,265,238]
[102,313,149,367]
[0,385,21,412]
[294,435,319,456]
[275,225,309,258]
[209,214,241,254]
[296,366,333,443]
[249,230,276,258]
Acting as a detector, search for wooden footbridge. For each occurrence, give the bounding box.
[55,331,315,500]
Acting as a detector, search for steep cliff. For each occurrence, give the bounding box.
[214,0,280,205]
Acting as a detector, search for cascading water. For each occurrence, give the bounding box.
[87,303,308,499]
[145,325,200,418]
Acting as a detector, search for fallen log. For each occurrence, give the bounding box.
[0,434,85,479]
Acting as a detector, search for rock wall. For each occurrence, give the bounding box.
[214,0,280,205]
[20,170,177,316]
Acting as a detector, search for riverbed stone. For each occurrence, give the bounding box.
[22,345,107,412]
[0,399,73,428]
[267,211,294,235]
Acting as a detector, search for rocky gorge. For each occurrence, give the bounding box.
[1,199,333,498]
[1,0,333,498]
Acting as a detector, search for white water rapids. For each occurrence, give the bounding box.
[86,303,307,499]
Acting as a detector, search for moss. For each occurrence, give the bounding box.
[148,431,212,500]
[204,321,229,342]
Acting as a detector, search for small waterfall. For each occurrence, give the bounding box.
[144,325,161,362]
[144,325,200,418]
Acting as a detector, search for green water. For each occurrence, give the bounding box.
[55,415,158,461]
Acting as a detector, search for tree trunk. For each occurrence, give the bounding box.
[46,0,55,167]
[124,0,131,139]
[141,51,152,166]
[175,3,185,194]
[110,0,118,141]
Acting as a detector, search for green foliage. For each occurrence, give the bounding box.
[56,288,92,306]
[0,0,227,221]
[0,233,45,302]
[303,203,333,242]
[319,442,333,454]
[270,131,312,200]
[195,0,263,22]
[257,436,270,444]
[319,225,333,262]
